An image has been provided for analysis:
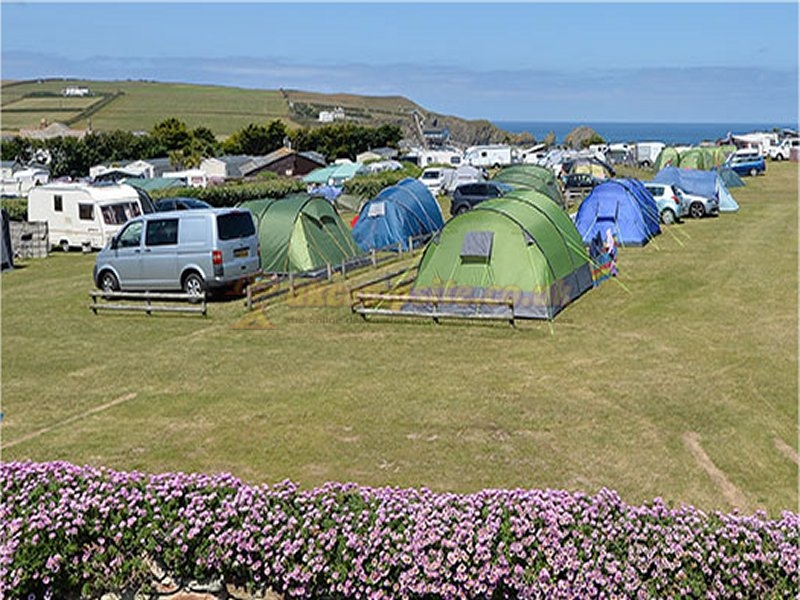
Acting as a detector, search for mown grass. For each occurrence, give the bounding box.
[1,163,797,517]
[1,79,293,136]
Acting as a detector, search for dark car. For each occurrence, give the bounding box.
[450,181,512,216]
[563,172,598,190]
[154,197,213,212]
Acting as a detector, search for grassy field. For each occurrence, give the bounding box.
[1,163,797,517]
[1,79,294,136]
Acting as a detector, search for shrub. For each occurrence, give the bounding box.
[150,177,305,207]
[2,461,798,599]
[0,197,28,221]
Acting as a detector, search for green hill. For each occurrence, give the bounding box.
[1,78,530,146]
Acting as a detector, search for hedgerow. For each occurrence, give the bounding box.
[1,461,797,599]
[150,176,306,207]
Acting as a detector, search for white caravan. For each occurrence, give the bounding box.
[633,142,666,168]
[463,144,516,168]
[28,182,148,251]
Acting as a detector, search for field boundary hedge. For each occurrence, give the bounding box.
[2,461,798,599]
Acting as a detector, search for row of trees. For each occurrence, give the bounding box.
[0,118,404,179]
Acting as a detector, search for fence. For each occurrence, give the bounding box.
[89,291,207,316]
[351,292,516,327]
[244,234,430,311]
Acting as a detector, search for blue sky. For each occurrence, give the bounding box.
[2,2,798,123]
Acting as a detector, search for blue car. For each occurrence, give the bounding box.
[725,151,766,177]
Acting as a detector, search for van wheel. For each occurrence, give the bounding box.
[182,272,206,298]
[60,240,70,252]
[661,209,676,225]
[99,271,119,293]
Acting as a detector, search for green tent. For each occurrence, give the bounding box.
[653,147,681,171]
[409,189,593,320]
[677,148,709,170]
[239,194,363,273]
[492,164,565,208]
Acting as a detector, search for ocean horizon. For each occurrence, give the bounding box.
[493,121,799,146]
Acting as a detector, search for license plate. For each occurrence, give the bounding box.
[234,248,248,258]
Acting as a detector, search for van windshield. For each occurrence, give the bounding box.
[101,202,141,225]
[217,212,255,240]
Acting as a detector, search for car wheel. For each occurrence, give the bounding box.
[60,240,70,252]
[689,202,705,219]
[99,270,119,293]
[661,209,676,225]
[749,167,758,177]
[182,271,206,298]
[454,205,469,216]
[775,154,784,162]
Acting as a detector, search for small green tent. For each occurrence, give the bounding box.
[240,194,363,273]
[653,147,681,171]
[409,189,592,320]
[492,164,565,208]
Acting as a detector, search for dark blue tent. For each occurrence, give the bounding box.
[352,178,444,251]
[574,180,661,247]
[654,166,739,213]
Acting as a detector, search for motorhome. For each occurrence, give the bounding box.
[463,145,517,168]
[28,182,150,251]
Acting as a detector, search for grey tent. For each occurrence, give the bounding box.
[1,209,14,272]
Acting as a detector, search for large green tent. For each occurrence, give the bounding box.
[408,189,592,320]
[239,194,363,273]
[491,164,565,208]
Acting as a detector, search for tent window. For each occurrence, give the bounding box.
[460,230,493,260]
[368,202,386,217]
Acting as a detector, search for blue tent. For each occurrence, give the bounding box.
[614,178,662,227]
[653,166,739,213]
[574,180,661,247]
[352,178,445,251]
[715,166,745,189]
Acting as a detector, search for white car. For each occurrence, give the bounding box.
[768,138,799,161]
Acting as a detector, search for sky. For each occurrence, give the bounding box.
[1,2,798,124]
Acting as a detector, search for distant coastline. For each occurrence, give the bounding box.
[493,121,799,146]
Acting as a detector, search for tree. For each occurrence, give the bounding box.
[151,118,192,153]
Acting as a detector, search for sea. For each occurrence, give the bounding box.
[492,121,799,146]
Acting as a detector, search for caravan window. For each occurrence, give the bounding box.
[101,202,141,225]
[78,204,94,221]
[54,195,63,212]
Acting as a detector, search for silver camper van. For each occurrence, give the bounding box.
[93,208,260,296]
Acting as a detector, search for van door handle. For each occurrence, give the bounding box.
[144,248,151,252]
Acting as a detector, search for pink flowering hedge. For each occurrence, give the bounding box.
[1,461,798,599]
